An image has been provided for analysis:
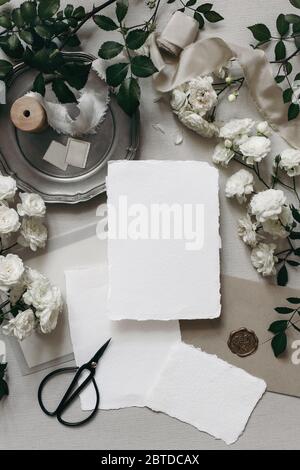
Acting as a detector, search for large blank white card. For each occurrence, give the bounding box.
[107,160,220,320]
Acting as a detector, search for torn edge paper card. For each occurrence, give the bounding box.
[65,138,90,169]
[43,140,68,171]
[107,160,221,321]
[146,343,266,445]
[65,266,181,410]
[0,80,6,104]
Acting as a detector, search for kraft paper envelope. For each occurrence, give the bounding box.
[181,275,300,398]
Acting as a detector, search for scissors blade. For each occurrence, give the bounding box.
[90,338,111,364]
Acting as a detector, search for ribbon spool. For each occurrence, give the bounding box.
[10,96,48,133]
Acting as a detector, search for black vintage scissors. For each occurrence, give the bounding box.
[38,339,111,427]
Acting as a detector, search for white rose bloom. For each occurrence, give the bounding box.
[0,205,20,234]
[17,192,46,218]
[250,189,286,223]
[23,277,62,312]
[17,217,47,251]
[186,76,217,116]
[178,110,219,138]
[0,175,17,201]
[237,214,259,247]
[225,169,254,203]
[239,136,271,164]
[278,148,300,177]
[23,266,46,287]
[256,121,270,136]
[251,242,278,277]
[2,309,35,341]
[219,118,255,139]
[263,206,293,239]
[38,305,61,334]
[170,87,188,113]
[0,254,24,292]
[212,143,235,166]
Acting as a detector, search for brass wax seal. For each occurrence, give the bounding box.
[228,328,259,357]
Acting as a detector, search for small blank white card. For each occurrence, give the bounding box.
[107,160,220,320]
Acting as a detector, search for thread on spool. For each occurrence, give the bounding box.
[10,96,48,133]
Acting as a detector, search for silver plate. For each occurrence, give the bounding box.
[0,52,139,204]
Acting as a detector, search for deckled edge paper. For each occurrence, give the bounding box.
[65,266,181,410]
[65,138,90,169]
[146,343,266,445]
[107,160,221,321]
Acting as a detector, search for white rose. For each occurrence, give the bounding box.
[0,254,24,292]
[219,118,255,139]
[262,205,293,239]
[278,148,300,177]
[17,192,46,218]
[256,121,270,136]
[212,143,235,166]
[23,277,62,312]
[23,266,46,287]
[186,76,217,116]
[2,309,35,341]
[17,217,47,251]
[239,136,271,164]
[178,110,219,138]
[225,170,254,203]
[250,189,286,223]
[237,214,259,247]
[0,205,20,234]
[251,242,278,277]
[170,88,188,113]
[0,175,17,201]
[38,305,62,334]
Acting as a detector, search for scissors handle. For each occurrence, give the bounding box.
[38,365,100,427]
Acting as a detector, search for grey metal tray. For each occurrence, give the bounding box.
[0,52,139,204]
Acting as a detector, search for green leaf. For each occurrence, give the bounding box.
[287,259,300,267]
[288,102,300,121]
[295,248,300,256]
[287,297,300,304]
[285,14,300,24]
[60,61,91,90]
[126,29,148,50]
[73,6,85,20]
[274,306,294,314]
[290,0,300,8]
[277,264,288,286]
[186,0,197,6]
[290,231,300,239]
[196,3,212,13]
[106,62,129,87]
[194,12,204,29]
[0,59,12,79]
[117,76,140,115]
[275,75,285,83]
[0,0,10,5]
[116,0,128,23]
[276,13,289,36]
[34,25,51,40]
[38,0,59,20]
[275,40,286,60]
[64,34,81,47]
[204,11,223,23]
[283,87,293,103]
[32,72,45,96]
[20,1,36,24]
[12,8,24,27]
[6,34,24,59]
[268,320,288,334]
[64,4,73,18]
[285,61,293,75]
[98,41,123,59]
[271,332,287,357]
[0,15,11,28]
[248,24,271,42]
[19,30,34,45]
[292,205,300,223]
[93,15,118,31]
[52,78,77,104]
[131,55,157,77]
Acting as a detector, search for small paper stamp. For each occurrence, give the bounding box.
[65,138,91,169]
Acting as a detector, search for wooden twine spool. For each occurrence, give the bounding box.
[10,96,48,133]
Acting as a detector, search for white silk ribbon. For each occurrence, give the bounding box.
[150,11,300,149]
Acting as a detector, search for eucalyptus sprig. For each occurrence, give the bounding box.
[269,296,300,357]
[248,0,300,121]
[0,361,8,401]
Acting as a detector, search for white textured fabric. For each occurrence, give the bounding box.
[65,266,181,410]
[146,343,266,445]
[107,160,220,320]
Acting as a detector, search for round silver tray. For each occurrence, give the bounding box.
[0,52,139,204]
